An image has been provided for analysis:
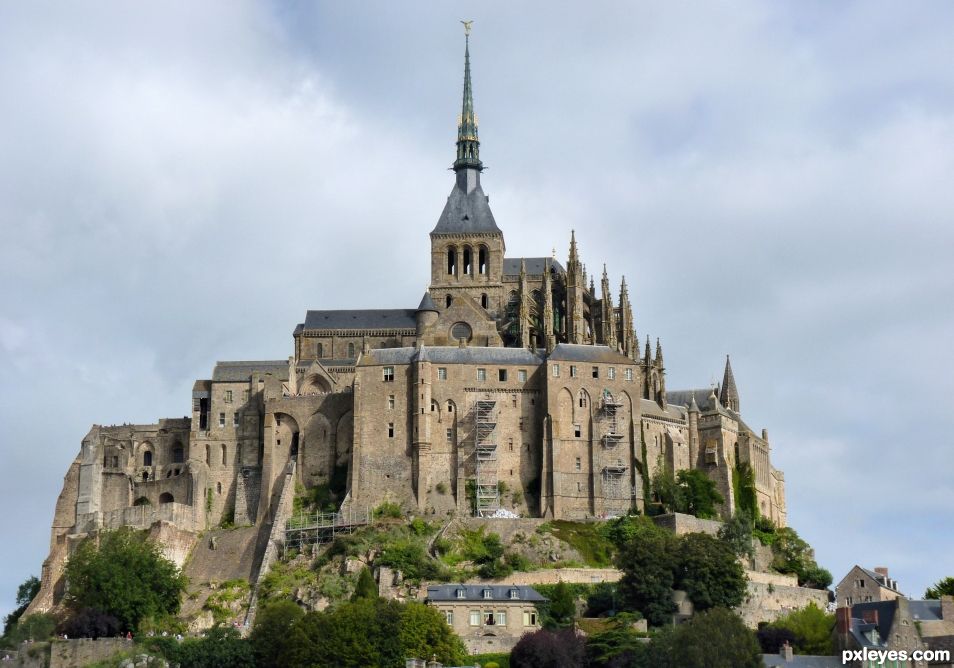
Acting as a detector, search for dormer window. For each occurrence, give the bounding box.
[456,588,466,599]
[482,589,492,600]
[509,589,519,600]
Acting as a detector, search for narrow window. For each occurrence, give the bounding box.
[445,611,454,625]
[218,412,225,427]
[518,369,527,382]
[552,364,560,377]
[481,293,488,309]
[388,395,395,410]
[579,393,587,408]
[205,444,211,466]
[446,294,452,307]
[447,247,457,275]
[224,390,233,403]
[574,424,582,438]
[498,369,507,382]
[463,247,472,275]
[624,368,633,381]
[221,444,227,465]
[456,588,466,599]
[592,366,599,379]
[511,395,517,408]
[478,246,488,275]
[469,611,480,626]
[508,438,514,451]
[388,423,395,438]
[383,366,394,382]
[577,482,582,492]
[446,428,454,443]
[216,482,222,494]
[233,413,239,427]
[570,365,578,378]
[243,389,250,402]
[431,400,438,412]
[173,446,184,464]
[143,451,153,467]
[477,368,486,381]
[519,418,525,431]
[317,342,323,358]
[348,342,355,357]
[483,589,492,600]
[608,367,616,380]
[447,401,454,412]
[438,367,447,380]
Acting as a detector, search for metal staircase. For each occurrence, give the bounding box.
[474,399,499,516]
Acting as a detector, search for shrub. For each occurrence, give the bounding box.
[373,501,403,519]
[435,482,448,495]
[59,608,120,639]
[511,627,586,668]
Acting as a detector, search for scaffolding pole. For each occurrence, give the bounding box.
[474,399,499,516]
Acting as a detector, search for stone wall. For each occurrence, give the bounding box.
[465,567,622,587]
[737,578,829,628]
[76,501,200,533]
[48,639,136,668]
[652,512,723,536]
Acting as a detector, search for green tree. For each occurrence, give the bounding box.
[2,613,56,646]
[616,524,676,626]
[398,602,467,666]
[648,607,761,668]
[249,600,313,668]
[63,528,187,632]
[674,533,747,612]
[733,461,758,520]
[544,581,577,629]
[168,625,255,668]
[585,613,648,667]
[771,527,832,589]
[925,576,954,600]
[765,602,836,655]
[676,469,724,519]
[2,575,40,637]
[651,466,684,514]
[351,567,378,601]
[718,513,755,560]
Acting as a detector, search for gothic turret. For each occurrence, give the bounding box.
[720,355,740,413]
[566,231,586,344]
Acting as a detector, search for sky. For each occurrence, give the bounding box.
[1,1,953,620]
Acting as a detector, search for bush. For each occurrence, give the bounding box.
[2,576,40,638]
[616,523,676,626]
[647,608,761,668]
[673,533,747,612]
[511,627,586,668]
[373,501,403,519]
[59,608,120,639]
[763,602,836,655]
[718,513,755,560]
[926,576,954,599]
[3,613,56,645]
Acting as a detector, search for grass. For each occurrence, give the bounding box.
[538,520,616,567]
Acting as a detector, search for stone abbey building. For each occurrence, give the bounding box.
[30,32,786,612]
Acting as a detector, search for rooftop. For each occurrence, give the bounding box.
[301,309,418,331]
[426,584,547,603]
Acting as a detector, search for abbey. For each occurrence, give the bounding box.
[29,33,785,613]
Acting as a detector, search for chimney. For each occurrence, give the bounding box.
[781,640,794,662]
[874,567,889,578]
[836,607,851,634]
[942,595,954,621]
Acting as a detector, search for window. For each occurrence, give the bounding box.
[478,246,488,275]
[482,589,492,600]
[383,366,394,382]
[218,413,225,427]
[444,610,454,625]
[173,446,184,464]
[608,367,616,380]
[845,597,853,606]
[216,482,222,494]
[469,611,480,626]
[438,367,447,380]
[519,418,525,431]
[233,413,239,427]
[858,579,865,588]
[224,390,233,403]
[509,589,520,600]
[446,294,453,307]
[388,395,395,410]
[495,611,507,626]
[484,611,495,625]
[388,423,395,438]
[511,395,517,408]
[592,366,599,378]
[456,588,466,599]
[477,368,486,381]
[552,364,560,377]
[570,365,578,378]
[508,438,514,451]
[143,450,153,467]
[481,293,488,309]
[317,342,323,358]
[221,444,227,466]
[498,369,507,381]
[447,401,454,412]
[574,424,582,438]
[463,247,472,275]
[579,392,587,408]
[523,611,538,626]
[347,342,355,357]
[577,482,582,492]
[575,456,582,471]
[205,444,211,466]
[446,428,454,443]
[624,368,633,381]
[518,369,527,382]
[431,400,438,412]
[243,389,250,401]
[448,247,457,275]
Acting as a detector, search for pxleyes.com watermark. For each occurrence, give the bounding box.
[842,647,950,665]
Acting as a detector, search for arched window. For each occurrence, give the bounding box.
[143,450,153,467]
[431,400,439,413]
[205,444,211,466]
[158,492,174,504]
[216,482,222,495]
[172,446,184,464]
[481,293,488,309]
[447,247,457,275]
[579,391,588,408]
[446,294,453,308]
[317,342,323,358]
[478,246,488,275]
[447,401,454,413]
[463,247,472,275]
[221,444,227,466]
[348,342,355,357]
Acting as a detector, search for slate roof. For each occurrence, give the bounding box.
[362,346,544,366]
[857,567,902,593]
[909,599,942,622]
[431,181,501,235]
[426,584,547,603]
[762,655,841,668]
[302,309,417,331]
[502,257,566,276]
[548,343,635,365]
[417,293,438,312]
[212,360,288,382]
[640,398,687,421]
[849,601,897,648]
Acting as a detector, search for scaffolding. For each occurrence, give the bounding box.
[283,507,371,558]
[601,390,624,448]
[474,399,499,516]
[602,463,627,500]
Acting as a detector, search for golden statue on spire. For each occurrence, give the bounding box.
[460,20,473,36]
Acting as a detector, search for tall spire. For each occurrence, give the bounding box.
[454,22,482,173]
[720,355,740,413]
